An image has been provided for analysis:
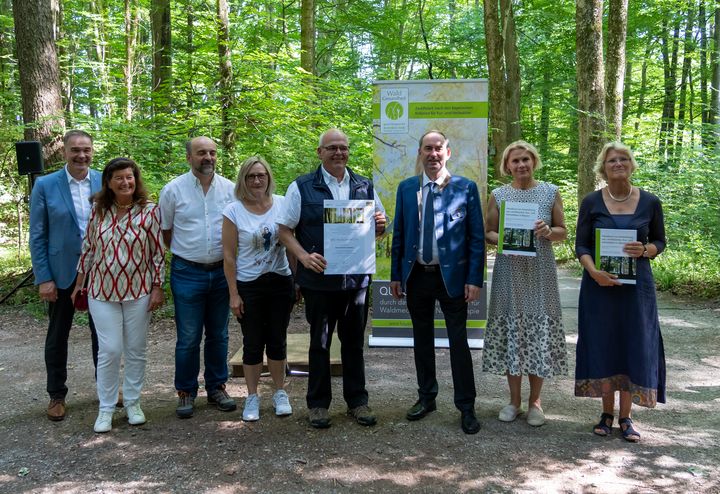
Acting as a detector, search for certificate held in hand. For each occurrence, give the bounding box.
[323,199,376,275]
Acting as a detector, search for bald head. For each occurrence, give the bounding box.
[317,128,350,180]
[186,136,217,177]
[318,129,348,148]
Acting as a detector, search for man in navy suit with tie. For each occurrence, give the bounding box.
[390,130,484,434]
[30,130,101,421]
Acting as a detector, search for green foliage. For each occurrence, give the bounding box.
[1,0,718,306]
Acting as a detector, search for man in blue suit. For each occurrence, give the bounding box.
[390,130,485,434]
[30,130,101,421]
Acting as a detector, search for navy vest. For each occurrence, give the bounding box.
[295,165,374,291]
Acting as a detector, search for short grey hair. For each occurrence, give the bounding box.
[594,141,639,180]
[63,130,93,146]
[318,129,349,147]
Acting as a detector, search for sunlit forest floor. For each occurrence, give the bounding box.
[0,266,718,493]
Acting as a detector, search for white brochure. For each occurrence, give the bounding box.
[595,228,637,285]
[498,201,539,257]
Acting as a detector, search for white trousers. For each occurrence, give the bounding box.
[89,295,150,413]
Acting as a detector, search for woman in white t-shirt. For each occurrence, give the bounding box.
[222,156,295,422]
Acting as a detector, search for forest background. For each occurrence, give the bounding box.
[1,0,718,305]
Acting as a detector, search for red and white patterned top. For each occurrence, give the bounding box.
[78,202,165,302]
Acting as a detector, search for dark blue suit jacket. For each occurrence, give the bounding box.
[391,174,485,298]
[29,168,102,289]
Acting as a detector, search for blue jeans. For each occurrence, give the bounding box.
[170,256,230,396]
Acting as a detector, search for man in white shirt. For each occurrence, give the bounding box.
[278,128,387,429]
[29,130,102,421]
[159,136,237,418]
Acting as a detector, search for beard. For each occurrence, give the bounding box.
[195,161,215,176]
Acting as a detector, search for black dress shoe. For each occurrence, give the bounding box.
[461,410,480,434]
[406,400,437,421]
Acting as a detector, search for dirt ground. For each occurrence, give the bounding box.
[0,266,719,494]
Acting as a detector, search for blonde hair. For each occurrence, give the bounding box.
[234,156,275,201]
[499,140,542,177]
[593,141,638,180]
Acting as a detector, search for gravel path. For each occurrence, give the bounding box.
[0,267,718,493]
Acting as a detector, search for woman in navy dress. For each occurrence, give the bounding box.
[575,141,666,443]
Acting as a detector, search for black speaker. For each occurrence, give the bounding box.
[16,141,44,176]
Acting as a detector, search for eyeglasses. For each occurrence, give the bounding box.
[605,157,630,164]
[321,145,350,153]
[246,173,268,182]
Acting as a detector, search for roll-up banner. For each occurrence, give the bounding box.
[371,79,489,348]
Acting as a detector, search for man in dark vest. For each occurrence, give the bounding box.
[278,128,386,429]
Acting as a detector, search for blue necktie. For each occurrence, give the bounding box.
[422,182,435,264]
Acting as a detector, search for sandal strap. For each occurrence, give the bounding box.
[619,417,641,440]
[593,413,614,436]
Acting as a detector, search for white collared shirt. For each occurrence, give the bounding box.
[159,171,235,263]
[277,165,384,229]
[417,170,450,265]
[64,165,92,237]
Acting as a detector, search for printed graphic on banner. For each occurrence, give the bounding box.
[380,87,409,134]
[498,201,539,257]
[595,228,637,285]
[371,281,485,348]
[323,200,376,275]
[371,79,489,348]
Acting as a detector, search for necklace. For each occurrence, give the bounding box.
[606,185,632,202]
[114,201,134,210]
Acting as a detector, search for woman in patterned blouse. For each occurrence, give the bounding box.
[72,157,165,433]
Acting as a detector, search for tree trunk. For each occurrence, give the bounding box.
[90,0,111,117]
[622,59,631,126]
[575,0,606,205]
[605,0,628,140]
[634,41,651,134]
[568,85,579,159]
[501,0,521,142]
[483,0,508,176]
[55,0,73,126]
[539,65,551,156]
[151,0,172,113]
[659,17,681,159]
[699,0,710,146]
[711,6,720,147]
[300,0,315,76]
[186,0,194,111]
[677,6,696,152]
[216,0,234,159]
[419,0,434,79]
[124,0,139,121]
[393,0,409,79]
[12,0,65,164]
[0,0,10,123]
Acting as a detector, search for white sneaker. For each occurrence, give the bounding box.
[94,411,114,433]
[272,389,293,416]
[243,394,260,422]
[126,402,146,425]
[498,404,521,422]
[527,405,546,427]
